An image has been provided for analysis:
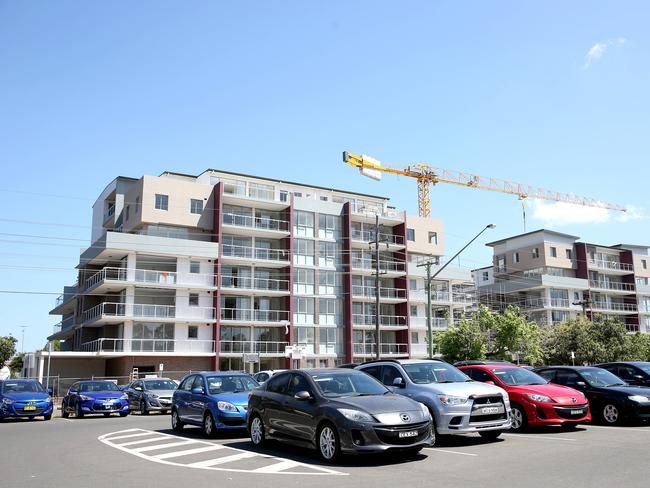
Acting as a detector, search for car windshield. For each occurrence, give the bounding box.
[580,368,626,387]
[206,376,258,394]
[403,362,469,384]
[78,381,119,392]
[492,368,547,386]
[311,372,389,398]
[143,380,177,390]
[637,364,650,374]
[1,381,45,394]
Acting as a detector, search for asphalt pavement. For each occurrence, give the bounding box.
[2,412,649,488]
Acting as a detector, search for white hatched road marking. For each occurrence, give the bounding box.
[425,448,479,457]
[502,433,577,442]
[98,428,346,476]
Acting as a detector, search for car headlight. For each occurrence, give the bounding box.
[337,408,376,423]
[120,394,129,400]
[148,393,159,399]
[527,394,554,403]
[80,395,93,401]
[1,398,15,405]
[418,402,431,418]
[217,401,238,412]
[629,395,650,404]
[45,396,52,403]
[438,395,468,406]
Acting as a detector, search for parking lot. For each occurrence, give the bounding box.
[3,412,649,488]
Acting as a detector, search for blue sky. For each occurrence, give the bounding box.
[0,1,648,351]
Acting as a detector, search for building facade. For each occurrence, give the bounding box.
[46,169,476,378]
[473,229,650,333]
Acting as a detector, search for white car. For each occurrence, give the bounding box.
[253,370,286,384]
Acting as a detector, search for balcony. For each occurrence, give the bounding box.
[80,338,215,354]
[351,285,407,301]
[221,244,289,266]
[589,259,634,273]
[351,230,405,247]
[352,314,407,327]
[220,275,289,295]
[589,280,635,293]
[51,283,78,314]
[409,317,448,329]
[591,301,638,313]
[350,204,402,223]
[451,293,476,305]
[219,341,288,355]
[353,343,409,356]
[549,298,571,308]
[220,308,290,324]
[81,303,216,324]
[222,212,289,234]
[83,267,216,292]
[351,258,407,276]
[103,203,116,225]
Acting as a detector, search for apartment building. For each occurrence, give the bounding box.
[44,169,476,379]
[473,229,650,333]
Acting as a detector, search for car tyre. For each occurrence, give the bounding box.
[317,422,340,462]
[560,422,579,430]
[44,414,52,421]
[601,404,621,425]
[161,410,168,415]
[140,401,149,416]
[75,402,84,419]
[61,403,69,419]
[171,409,184,432]
[479,430,502,440]
[203,412,216,438]
[103,413,111,418]
[249,414,266,446]
[510,405,526,432]
[119,411,129,417]
[399,447,423,459]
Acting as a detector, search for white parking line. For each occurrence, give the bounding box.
[586,425,650,433]
[425,448,478,457]
[502,433,576,442]
[119,436,171,447]
[98,428,346,476]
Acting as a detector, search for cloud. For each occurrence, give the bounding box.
[529,199,646,228]
[584,37,627,69]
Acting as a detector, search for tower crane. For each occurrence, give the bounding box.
[343,151,627,223]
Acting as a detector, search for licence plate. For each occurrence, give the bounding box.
[570,409,584,415]
[398,431,418,438]
[23,406,36,411]
[103,403,113,408]
[481,407,500,415]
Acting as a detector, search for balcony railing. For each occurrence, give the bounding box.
[352,314,407,326]
[220,308,290,322]
[591,301,638,312]
[82,303,216,323]
[550,298,571,308]
[221,244,289,262]
[589,259,634,272]
[80,338,215,354]
[84,267,128,289]
[352,230,405,245]
[84,267,215,289]
[353,343,409,355]
[351,259,406,273]
[352,286,407,300]
[223,213,289,232]
[219,340,288,354]
[589,280,636,292]
[351,205,402,220]
[452,293,476,304]
[220,275,289,292]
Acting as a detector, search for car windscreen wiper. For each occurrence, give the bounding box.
[606,383,626,387]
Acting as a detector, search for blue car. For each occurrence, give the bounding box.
[61,380,130,418]
[0,379,54,421]
[171,372,259,436]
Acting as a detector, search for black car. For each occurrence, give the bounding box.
[534,366,650,425]
[595,362,650,387]
[247,368,433,462]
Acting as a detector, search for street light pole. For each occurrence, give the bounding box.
[418,224,496,358]
[19,325,28,354]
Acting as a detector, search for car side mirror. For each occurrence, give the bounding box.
[392,377,405,388]
[47,387,53,395]
[191,387,205,395]
[485,380,495,386]
[294,391,312,401]
[575,381,587,389]
[134,386,143,391]
[634,375,644,381]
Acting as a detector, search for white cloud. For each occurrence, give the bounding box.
[529,199,646,228]
[584,37,627,69]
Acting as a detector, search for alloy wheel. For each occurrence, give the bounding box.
[603,404,619,424]
[204,414,214,436]
[250,417,264,445]
[319,426,336,460]
[511,407,524,431]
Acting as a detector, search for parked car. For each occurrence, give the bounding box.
[453,360,514,367]
[248,368,433,462]
[0,379,54,421]
[171,372,259,436]
[61,380,130,418]
[459,364,591,431]
[253,370,286,384]
[338,363,360,369]
[595,362,650,387]
[534,366,650,425]
[124,378,177,415]
[356,359,511,444]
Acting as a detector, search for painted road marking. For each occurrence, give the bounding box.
[586,425,650,433]
[503,433,576,442]
[99,428,345,476]
[425,448,478,457]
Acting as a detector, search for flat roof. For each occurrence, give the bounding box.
[486,228,580,247]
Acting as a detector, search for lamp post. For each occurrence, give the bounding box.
[19,325,29,354]
[418,224,496,358]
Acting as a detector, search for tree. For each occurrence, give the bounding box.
[622,333,650,361]
[436,316,487,363]
[491,306,544,365]
[0,335,17,366]
[9,353,24,376]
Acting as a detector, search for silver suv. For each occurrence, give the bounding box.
[356,359,511,445]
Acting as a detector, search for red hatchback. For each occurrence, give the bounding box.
[459,364,591,431]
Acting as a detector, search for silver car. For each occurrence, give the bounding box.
[125,378,178,415]
[357,359,511,445]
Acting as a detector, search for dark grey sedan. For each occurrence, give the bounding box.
[247,369,433,462]
[125,378,177,415]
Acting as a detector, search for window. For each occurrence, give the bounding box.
[496,255,506,272]
[135,197,140,213]
[190,199,203,214]
[410,305,418,317]
[293,297,315,324]
[428,232,438,245]
[318,214,340,239]
[125,205,130,221]
[320,196,328,202]
[555,370,582,388]
[267,373,290,394]
[513,252,519,263]
[319,328,337,354]
[294,268,315,294]
[318,270,340,295]
[360,365,381,381]
[319,298,341,325]
[189,293,199,306]
[482,271,489,281]
[294,192,302,198]
[287,374,312,396]
[155,194,169,211]
[380,366,404,386]
[466,368,493,383]
[550,247,557,258]
[406,228,415,242]
[179,375,196,391]
[188,326,198,339]
[532,247,540,259]
[190,261,200,274]
[279,190,288,202]
[318,241,339,268]
[566,249,572,260]
[643,260,648,270]
[409,279,417,291]
[293,212,314,237]
[293,239,314,265]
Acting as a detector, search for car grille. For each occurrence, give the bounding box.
[92,402,122,411]
[472,395,504,405]
[553,404,589,420]
[15,407,46,415]
[374,421,431,446]
[470,396,507,423]
[470,413,507,423]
